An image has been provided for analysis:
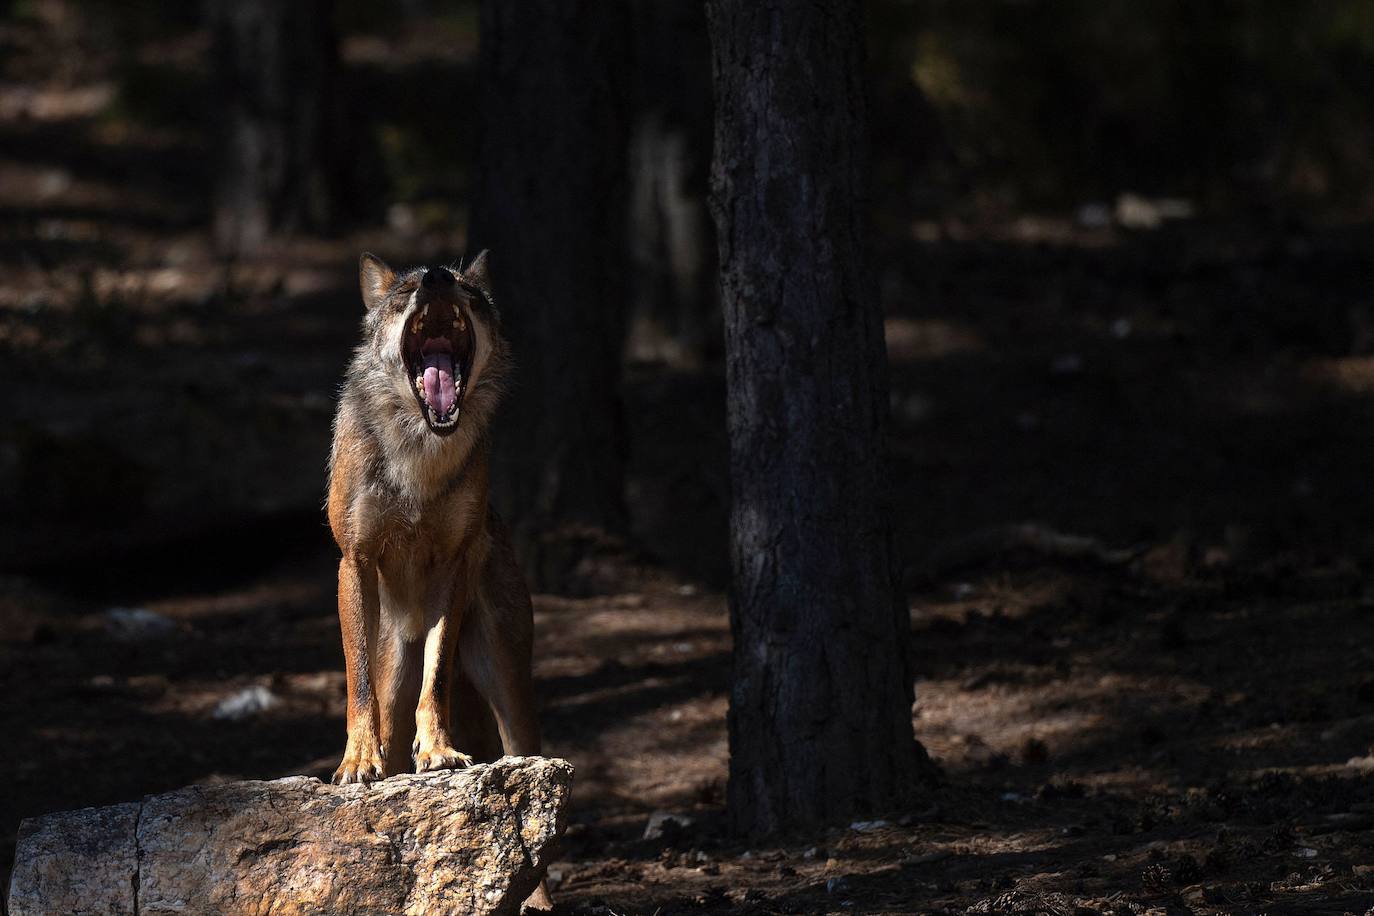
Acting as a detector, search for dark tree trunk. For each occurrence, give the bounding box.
[625,0,719,367]
[705,0,921,834]
[209,0,338,255]
[470,0,630,575]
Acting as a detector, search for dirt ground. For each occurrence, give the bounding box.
[7,214,1374,913]
[7,474,1374,916]
[5,7,1374,916]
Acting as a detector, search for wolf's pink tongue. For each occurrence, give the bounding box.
[422,353,455,415]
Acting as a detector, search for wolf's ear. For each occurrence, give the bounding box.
[461,249,492,295]
[358,253,395,311]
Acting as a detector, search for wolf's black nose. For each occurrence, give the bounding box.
[422,267,455,288]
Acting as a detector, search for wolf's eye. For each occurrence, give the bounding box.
[392,283,418,310]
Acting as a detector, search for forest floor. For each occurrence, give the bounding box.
[7,206,1374,914]
[6,7,1374,915]
[6,515,1374,915]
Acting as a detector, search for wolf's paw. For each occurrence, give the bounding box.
[412,737,475,773]
[332,740,386,785]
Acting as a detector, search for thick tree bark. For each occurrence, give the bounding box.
[470,0,630,571]
[209,0,338,255]
[705,0,920,834]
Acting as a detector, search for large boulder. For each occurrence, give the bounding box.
[7,756,572,916]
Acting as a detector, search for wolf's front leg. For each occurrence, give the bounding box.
[412,586,473,772]
[333,553,386,784]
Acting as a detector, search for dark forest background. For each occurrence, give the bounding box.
[4,1,1374,913]
[4,0,1374,578]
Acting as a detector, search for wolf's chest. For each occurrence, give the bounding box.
[378,519,460,579]
[375,504,483,614]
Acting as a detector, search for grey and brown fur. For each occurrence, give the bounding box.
[325,252,551,908]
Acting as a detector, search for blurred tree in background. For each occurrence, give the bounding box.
[208,0,342,255]
[624,0,717,368]
[870,0,1374,221]
[468,0,631,582]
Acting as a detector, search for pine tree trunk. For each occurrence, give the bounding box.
[470,0,630,575]
[705,0,920,834]
[209,0,338,256]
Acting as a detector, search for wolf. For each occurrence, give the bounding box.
[326,250,547,805]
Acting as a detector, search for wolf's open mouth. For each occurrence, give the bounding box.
[402,297,475,435]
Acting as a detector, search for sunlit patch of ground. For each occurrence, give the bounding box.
[885,317,986,363]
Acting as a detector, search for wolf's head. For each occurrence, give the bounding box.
[345,250,510,444]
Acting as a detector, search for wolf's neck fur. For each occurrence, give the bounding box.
[342,341,504,511]
[368,396,486,507]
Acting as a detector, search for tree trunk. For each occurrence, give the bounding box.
[624,0,719,367]
[209,0,338,256]
[470,0,630,576]
[705,0,921,834]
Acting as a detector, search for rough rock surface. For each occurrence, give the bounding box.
[7,756,572,916]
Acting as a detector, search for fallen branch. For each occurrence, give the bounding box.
[921,522,1141,580]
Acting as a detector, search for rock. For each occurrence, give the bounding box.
[1076,201,1112,229]
[642,810,694,840]
[6,802,140,916]
[7,756,572,916]
[1114,192,1194,230]
[210,684,280,720]
[848,819,891,833]
[1,358,343,570]
[104,607,176,640]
